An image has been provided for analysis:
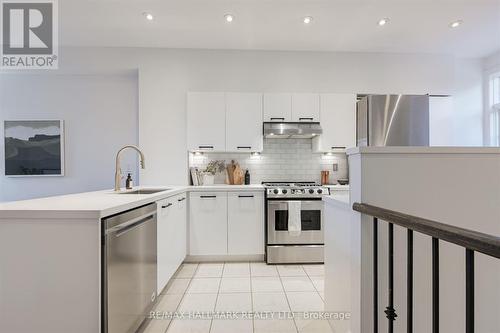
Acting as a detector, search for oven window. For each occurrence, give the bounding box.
[301,210,321,231]
[274,209,321,231]
[274,210,289,230]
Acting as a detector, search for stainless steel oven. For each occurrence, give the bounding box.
[267,200,324,245]
[264,182,328,264]
[264,182,330,264]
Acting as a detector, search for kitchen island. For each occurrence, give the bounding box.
[0,184,264,333]
[323,193,354,333]
[323,147,500,333]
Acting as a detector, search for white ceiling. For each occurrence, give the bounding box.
[61,0,500,58]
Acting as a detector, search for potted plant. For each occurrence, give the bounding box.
[202,160,226,185]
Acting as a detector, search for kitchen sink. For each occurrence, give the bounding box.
[118,188,170,194]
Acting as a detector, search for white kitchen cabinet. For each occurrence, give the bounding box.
[263,93,292,122]
[429,96,453,146]
[189,192,228,255]
[157,196,176,293]
[226,93,263,152]
[227,192,265,255]
[157,193,187,294]
[172,193,187,267]
[292,93,320,122]
[187,92,226,151]
[313,93,356,152]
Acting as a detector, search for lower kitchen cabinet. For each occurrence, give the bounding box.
[157,193,187,294]
[227,192,264,255]
[173,193,187,268]
[189,192,228,255]
[189,191,265,258]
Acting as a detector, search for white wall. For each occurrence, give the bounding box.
[451,58,484,146]
[482,50,500,145]
[0,74,138,202]
[483,50,500,72]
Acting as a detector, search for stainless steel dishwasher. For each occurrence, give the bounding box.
[102,203,157,333]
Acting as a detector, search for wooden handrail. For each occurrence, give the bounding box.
[352,202,500,259]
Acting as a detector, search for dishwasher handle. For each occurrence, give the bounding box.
[115,215,155,237]
[106,212,156,237]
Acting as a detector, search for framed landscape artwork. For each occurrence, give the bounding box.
[4,120,65,176]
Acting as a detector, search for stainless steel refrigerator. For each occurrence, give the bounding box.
[356,94,429,146]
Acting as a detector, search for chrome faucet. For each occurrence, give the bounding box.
[114,145,146,192]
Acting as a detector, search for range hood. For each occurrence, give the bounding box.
[263,122,323,139]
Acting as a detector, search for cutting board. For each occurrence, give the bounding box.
[233,164,244,185]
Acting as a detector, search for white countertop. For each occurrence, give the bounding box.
[0,184,265,220]
[325,184,350,191]
[323,192,351,209]
[190,184,264,191]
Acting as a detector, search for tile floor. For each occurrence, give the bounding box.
[143,262,332,333]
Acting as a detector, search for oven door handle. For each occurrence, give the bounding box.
[267,200,323,207]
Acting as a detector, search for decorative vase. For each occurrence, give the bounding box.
[203,174,215,185]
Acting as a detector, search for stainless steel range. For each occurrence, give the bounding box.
[263,182,330,264]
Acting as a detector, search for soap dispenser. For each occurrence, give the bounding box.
[126,173,133,189]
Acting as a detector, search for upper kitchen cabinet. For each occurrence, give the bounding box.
[263,93,292,122]
[291,93,320,122]
[226,93,263,152]
[187,92,226,151]
[313,93,356,152]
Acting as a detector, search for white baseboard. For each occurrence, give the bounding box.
[184,254,265,262]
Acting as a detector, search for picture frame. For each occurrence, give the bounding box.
[4,120,65,177]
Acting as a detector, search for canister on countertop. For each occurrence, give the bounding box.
[245,170,250,185]
[321,170,329,185]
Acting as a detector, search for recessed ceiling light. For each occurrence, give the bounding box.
[143,12,153,21]
[224,14,234,23]
[303,16,313,24]
[378,18,389,26]
[449,20,463,28]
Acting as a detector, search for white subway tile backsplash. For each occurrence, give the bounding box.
[188,138,348,184]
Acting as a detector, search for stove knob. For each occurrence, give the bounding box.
[317,189,323,194]
[273,189,279,194]
[309,189,315,194]
[282,189,288,194]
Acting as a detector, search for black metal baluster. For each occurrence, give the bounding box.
[385,223,397,332]
[374,217,379,333]
[407,230,413,333]
[432,238,439,333]
[466,249,475,333]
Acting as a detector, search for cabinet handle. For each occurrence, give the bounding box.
[331,146,346,149]
[238,195,254,198]
[200,195,216,199]
[299,117,314,121]
[161,203,173,209]
[237,146,252,150]
[198,145,214,149]
[270,117,285,121]
[178,197,186,202]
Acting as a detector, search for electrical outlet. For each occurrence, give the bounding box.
[332,163,339,172]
